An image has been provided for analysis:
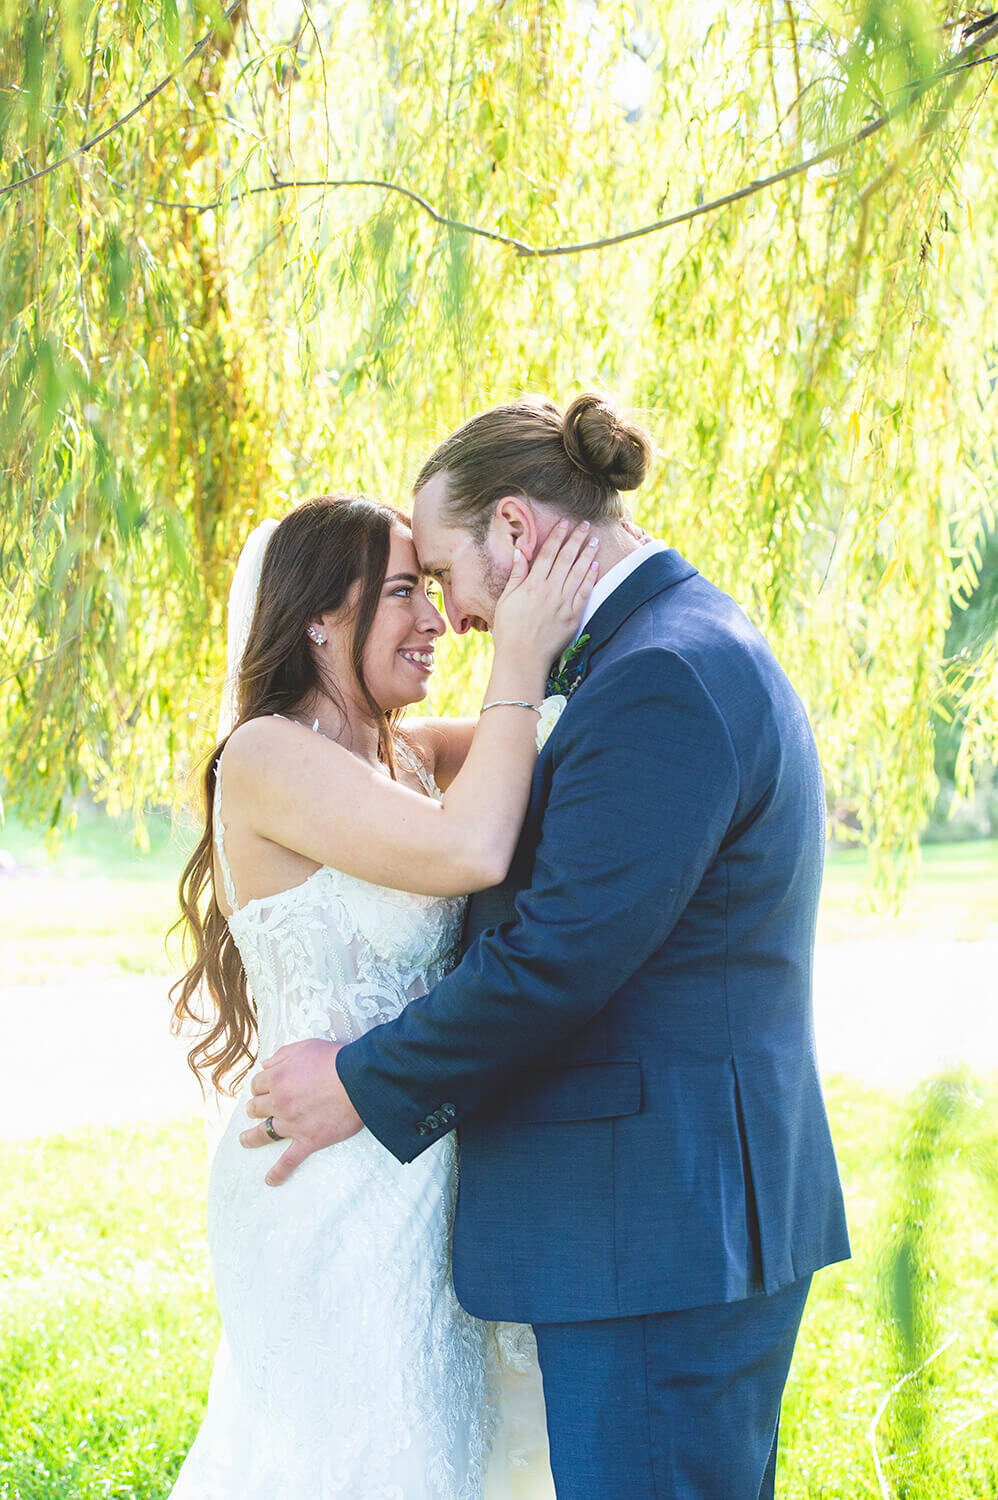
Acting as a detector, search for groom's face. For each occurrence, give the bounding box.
[411,472,510,634]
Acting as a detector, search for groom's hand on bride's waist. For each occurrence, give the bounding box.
[240,1040,363,1186]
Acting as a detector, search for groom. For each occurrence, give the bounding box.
[243,393,850,1496]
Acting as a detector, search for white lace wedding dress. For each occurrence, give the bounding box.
[169,748,552,1500]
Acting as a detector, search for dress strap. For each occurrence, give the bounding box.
[396,739,439,798]
[411,759,438,798]
[272,711,321,733]
[212,757,240,913]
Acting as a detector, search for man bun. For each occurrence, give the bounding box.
[561,392,651,492]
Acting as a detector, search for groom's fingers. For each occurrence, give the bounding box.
[239,1119,286,1150]
[265,1139,312,1188]
[259,1045,297,1069]
[244,1089,271,1119]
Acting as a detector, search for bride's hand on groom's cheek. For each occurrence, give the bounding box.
[240,1040,363,1186]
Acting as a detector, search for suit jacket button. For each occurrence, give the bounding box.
[416,1122,430,1136]
[441,1103,457,1119]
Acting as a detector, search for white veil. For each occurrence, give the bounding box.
[216,518,280,739]
[203,517,279,1160]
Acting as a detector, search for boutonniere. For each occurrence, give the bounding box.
[545,634,590,702]
[535,695,567,752]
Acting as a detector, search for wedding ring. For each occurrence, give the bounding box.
[264,1116,285,1142]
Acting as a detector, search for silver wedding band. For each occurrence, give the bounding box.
[264,1116,285,1142]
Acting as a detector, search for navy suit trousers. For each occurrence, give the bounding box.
[532,1275,812,1499]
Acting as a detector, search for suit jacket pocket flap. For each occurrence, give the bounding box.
[496,1060,642,1125]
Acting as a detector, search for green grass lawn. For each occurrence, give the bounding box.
[0,1122,216,1500]
[1,1081,996,1497]
[818,839,998,944]
[0,808,192,984]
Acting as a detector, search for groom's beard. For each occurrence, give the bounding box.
[476,544,511,632]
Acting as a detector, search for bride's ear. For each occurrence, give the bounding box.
[307,604,342,645]
[493,496,540,561]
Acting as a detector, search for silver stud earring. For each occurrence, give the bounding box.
[307,625,327,645]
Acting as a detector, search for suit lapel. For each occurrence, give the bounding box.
[531,548,699,789]
[575,548,698,680]
[473,550,701,946]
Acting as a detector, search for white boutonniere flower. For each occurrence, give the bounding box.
[536,695,567,752]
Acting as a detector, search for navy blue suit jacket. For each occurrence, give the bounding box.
[338,549,850,1323]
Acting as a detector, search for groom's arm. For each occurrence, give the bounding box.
[337,647,740,1163]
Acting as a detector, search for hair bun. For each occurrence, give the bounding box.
[561,393,651,492]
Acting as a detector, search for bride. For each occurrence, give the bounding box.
[168,492,598,1498]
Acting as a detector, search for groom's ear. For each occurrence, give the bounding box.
[493,495,540,561]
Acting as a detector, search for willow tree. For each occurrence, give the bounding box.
[1,0,996,881]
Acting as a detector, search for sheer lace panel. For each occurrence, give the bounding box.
[212,758,239,913]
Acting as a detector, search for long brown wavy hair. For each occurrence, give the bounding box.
[171,493,408,1094]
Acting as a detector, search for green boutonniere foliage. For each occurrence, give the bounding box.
[546,634,590,700]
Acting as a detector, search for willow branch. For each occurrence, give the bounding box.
[0,636,81,689]
[125,22,998,259]
[867,1331,960,1500]
[132,174,535,251]
[0,0,245,202]
[11,8,997,262]
[525,26,998,258]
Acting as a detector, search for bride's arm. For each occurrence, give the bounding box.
[222,522,597,899]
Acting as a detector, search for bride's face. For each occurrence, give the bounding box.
[358,526,446,711]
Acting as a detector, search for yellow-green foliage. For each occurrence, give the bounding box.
[1,1,996,886]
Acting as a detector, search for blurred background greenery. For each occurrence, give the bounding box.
[0,805,994,980]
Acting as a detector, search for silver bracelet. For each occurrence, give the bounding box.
[480,699,541,716]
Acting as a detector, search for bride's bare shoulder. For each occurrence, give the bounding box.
[222,714,293,761]
[401,718,443,768]
[222,716,350,783]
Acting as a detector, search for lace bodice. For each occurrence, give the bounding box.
[213,738,465,1060]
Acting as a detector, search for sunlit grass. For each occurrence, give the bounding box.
[2,1086,997,1497]
[781,1077,998,1497]
[0,809,192,985]
[0,1121,216,1500]
[818,839,998,944]
[0,878,181,984]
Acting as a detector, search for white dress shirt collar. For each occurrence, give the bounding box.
[574,538,671,644]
